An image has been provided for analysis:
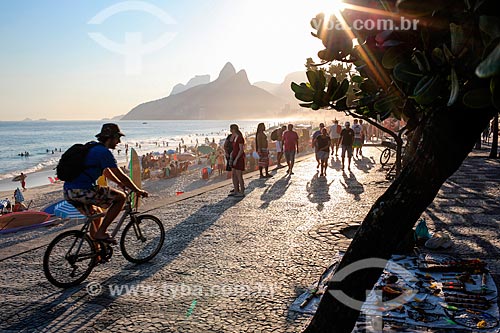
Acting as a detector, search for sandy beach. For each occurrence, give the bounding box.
[0,162,231,212]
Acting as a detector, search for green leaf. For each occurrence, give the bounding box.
[327,77,339,96]
[462,88,491,108]
[412,75,442,105]
[299,102,313,108]
[450,23,466,56]
[334,96,348,110]
[382,47,406,69]
[306,71,319,89]
[396,0,436,16]
[476,42,500,78]
[479,16,500,40]
[316,70,326,91]
[393,62,423,86]
[447,68,459,107]
[311,103,320,110]
[431,48,445,65]
[318,49,336,62]
[374,94,401,115]
[351,75,364,83]
[331,78,349,101]
[295,92,314,102]
[291,82,303,93]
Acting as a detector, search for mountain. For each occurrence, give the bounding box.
[170,74,210,96]
[122,62,285,120]
[102,114,124,121]
[254,71,307,104]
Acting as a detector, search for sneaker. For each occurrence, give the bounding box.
[289,171,294,175]
[234,192,245,197]
[228,192,236,196]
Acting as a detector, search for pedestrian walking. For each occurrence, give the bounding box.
[329,120,341,156]
[339,121,355,171]
[316,128,331,176]
[282,124,299,175]
[275,125,287,169]
[352,119,363,158]
[228,124,245,197]
[256,123,271,178]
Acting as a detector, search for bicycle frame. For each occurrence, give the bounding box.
[77,191,139,239]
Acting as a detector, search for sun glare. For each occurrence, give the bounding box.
[309,0,346,16]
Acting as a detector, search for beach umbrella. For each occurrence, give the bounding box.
[197,145,215,155]
[177,153,196,161]
[54,201,86,220]
[167,149,176,154]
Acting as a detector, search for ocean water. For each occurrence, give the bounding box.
[0,120,266,184]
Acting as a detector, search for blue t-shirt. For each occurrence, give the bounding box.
[63,142,118,190]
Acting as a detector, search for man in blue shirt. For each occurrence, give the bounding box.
[64,124,148,243]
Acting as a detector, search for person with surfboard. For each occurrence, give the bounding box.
[62,123,148,244]
[13,173,27,191]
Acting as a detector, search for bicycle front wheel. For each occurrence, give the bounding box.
[120,214,165,264]
[43,230,97,288]
[380,148,392,166]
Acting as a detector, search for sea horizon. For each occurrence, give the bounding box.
[0,118,314,191]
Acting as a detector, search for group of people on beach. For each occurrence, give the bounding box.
[312,119,368,175]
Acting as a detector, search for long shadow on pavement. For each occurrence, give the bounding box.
[1,185,260,332]
[340,170,365,201]
[353,155,376,173]
[259,174,291,209]
[306,171,333,212]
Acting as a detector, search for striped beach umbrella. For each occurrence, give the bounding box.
[53,201,86,220]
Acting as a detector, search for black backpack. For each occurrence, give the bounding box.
[56,142,99,182]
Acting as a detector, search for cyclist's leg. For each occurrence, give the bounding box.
[89,206,104,239]
[95,187,126,239]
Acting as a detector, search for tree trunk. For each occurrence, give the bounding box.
[489,113,498,159]
[303,105,495,333]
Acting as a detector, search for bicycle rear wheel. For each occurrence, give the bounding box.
[43,230,97,288]
[380,148,392,166]
[120,214,165,264]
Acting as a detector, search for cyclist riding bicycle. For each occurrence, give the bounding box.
[63,123,148,244]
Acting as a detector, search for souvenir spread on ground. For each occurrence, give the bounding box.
[291,253,499,332]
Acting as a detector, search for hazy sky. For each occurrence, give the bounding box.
[0,0,336,120]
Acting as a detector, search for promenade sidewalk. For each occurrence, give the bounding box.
[0,146,498,333]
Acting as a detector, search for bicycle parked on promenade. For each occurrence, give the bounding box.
[43,189,165,288]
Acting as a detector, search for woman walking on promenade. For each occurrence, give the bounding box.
[316,128,331,177]
[229,124,245,197]
[256,123,271,178]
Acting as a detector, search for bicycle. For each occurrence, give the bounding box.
[379,139,397,166]
[43,189,165,288]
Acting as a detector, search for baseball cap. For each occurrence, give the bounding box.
[96,123,125,138]
[320,123,325,127]
[345,121,350,126]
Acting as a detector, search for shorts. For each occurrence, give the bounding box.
[64,186,120,209]
[341,145,353,159]
[331,138,340,146]
[276,141,283,153]
[317,150,329,161]
[284,150,296,163]
[353,138,362,148]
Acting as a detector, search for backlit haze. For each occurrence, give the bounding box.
[0,0,345,121]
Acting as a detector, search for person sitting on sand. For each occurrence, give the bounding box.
[63,124,148,243]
